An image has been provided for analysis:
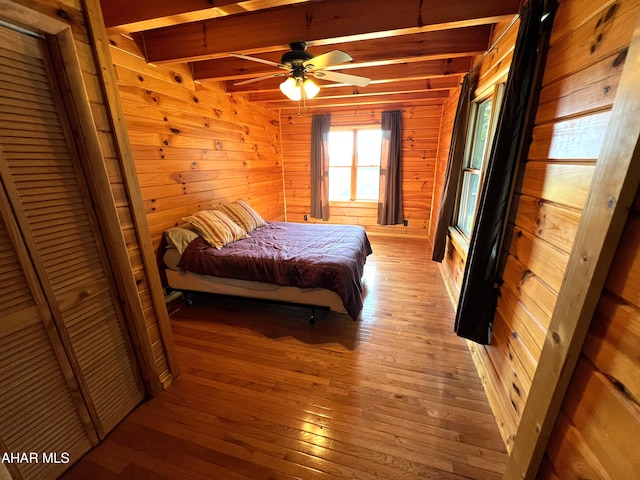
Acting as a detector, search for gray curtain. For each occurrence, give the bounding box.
[310,114,331,220]
[455,0,556,344]
[431,73,476,261]
[378,110,403,225]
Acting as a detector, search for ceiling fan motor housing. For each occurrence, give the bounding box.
[281,41,314,68]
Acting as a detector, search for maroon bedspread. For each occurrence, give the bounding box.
[177,222,373,319]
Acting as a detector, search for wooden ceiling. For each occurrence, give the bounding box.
[101,0,522,112]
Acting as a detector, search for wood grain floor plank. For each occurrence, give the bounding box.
[62,236,507,479]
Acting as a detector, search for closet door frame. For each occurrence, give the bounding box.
[0,2,165,396]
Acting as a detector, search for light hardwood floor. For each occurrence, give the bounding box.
[62,235,508,479]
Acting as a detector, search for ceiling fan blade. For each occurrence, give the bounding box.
[229,53,287,69]
[233,73,285,86]
[313,70,370,87]
[304,50,352,71]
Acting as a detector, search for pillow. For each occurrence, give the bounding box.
[215,198,266,234]
[164,226,199,255]
[182,210,247,249]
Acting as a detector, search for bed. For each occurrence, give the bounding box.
[162,220,373,321]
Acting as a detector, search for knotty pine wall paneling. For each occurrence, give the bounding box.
[430,17,521,448]
[492,0,637,452]
[431,88,462,296]
[540,59,640,480]
[432,0,639,455]
[280,105,442,238]
[108,38,284,251]
[433,15,518,296]
[82,0,180,392]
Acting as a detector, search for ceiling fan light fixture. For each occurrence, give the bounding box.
[280,76,320,101]
[235,44,370,97]
[303,78,320,99]
[280,77,302,101]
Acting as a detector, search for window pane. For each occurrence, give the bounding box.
[328,131,353,166]
[357,130,382,166]
[457,171,480,238]
[328,128,383,201]
[469,99,493,170]
[329,167,351,200]
[356,167,380,200]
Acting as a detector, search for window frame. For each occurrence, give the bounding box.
[328,126,382,203]
[454,83,505,242]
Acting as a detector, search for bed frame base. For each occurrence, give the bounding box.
[174,288,326,324]
[165,268,347,324]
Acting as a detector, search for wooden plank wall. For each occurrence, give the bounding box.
[430,16,519,445]
[488,0,637,452]
[279,105,442,237]
[7,0,177,390]
[108,37,284,251]
[432,90,461,294]
[434,0,639,455]
[437,15,518,296]
[430,88,461,241]
[539,180,640,475]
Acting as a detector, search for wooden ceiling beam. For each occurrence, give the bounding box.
[191,25,489,81]
[216,56,471,94]
[101,0,312,34]
[101,0,233,32]
[228,76,461,96]
[262,91,448,110]
[278,105,374,117]
[330,57,473,83]
[278,102,441,117]
[142,0,520,63]
[244,78,459,102]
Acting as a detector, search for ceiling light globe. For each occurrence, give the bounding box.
[280,77,301,101]
[303,79,320,99]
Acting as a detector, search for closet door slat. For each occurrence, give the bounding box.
[0,211,96,480]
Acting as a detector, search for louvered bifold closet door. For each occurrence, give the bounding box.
[0,193,97,479]
[0,25,144,438]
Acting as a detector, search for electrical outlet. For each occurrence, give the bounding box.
[403,219,408,227]
[304,214,308,221]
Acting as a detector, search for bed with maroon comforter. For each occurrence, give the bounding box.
[175,222,372,320]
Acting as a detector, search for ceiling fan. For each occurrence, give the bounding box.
[231,42,371,101]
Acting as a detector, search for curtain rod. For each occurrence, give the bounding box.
[470,13,521,75]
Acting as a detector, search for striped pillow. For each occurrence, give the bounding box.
[216,199,266,234]
[182,210,247,249]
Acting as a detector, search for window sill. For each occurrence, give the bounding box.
[448,226,470,262]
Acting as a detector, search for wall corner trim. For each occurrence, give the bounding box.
[81,0,181,390]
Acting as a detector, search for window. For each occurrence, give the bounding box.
[456,85,504,239]
[328,128,382,201]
